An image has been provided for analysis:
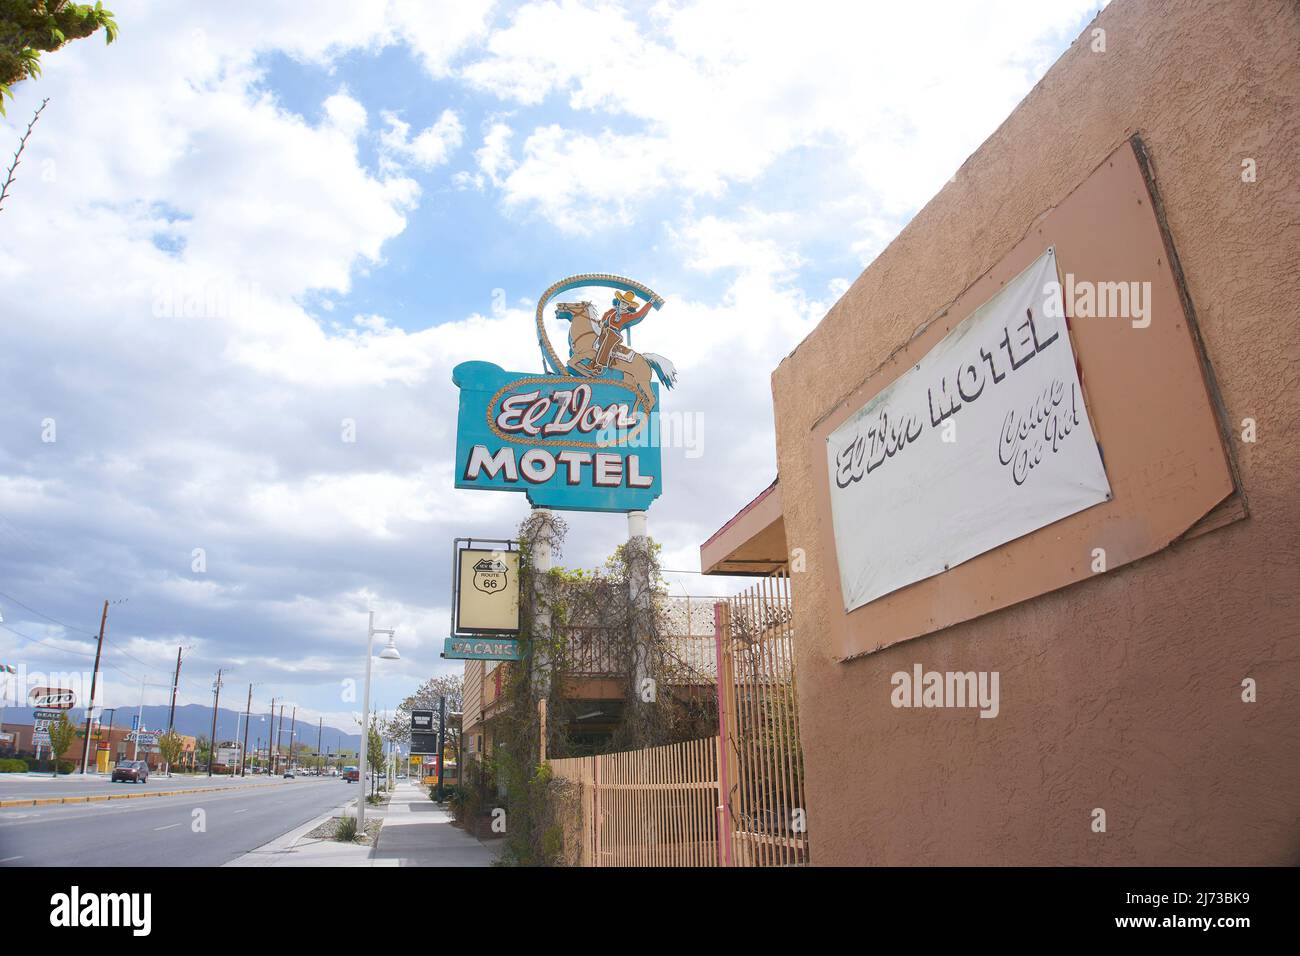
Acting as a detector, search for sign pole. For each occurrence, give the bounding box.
[530,510,555,699]
[435,695,446,802]
[79,600,108,775]
[628,511,651,711]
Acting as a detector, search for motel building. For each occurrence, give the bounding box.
[699,0,1297,865]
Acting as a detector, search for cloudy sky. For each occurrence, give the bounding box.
[0,0,1103,731]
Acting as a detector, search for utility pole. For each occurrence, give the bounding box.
[206,669,223,777]
[276,703,284,774]
[167,645,184,732]
[79,600,109,775]
[266,698,276,775]
[240,683,253,776]
[316,717,323,774]
[288,706,297,773]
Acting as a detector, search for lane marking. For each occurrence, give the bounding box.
[233,808,248,813]
[0,856,22,863]
[153,823,181,831]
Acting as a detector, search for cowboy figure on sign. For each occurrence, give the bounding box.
[551,283,677,426]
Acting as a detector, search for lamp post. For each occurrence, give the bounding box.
[357,611,398,829]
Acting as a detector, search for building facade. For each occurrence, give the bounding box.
[704,0,1299,865]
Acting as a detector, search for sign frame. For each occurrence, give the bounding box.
[451,538,520,637]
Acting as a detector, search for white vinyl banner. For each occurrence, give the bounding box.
[826,248,1111,612]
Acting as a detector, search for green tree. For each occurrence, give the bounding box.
[1,1,118,112]
[394,674,464,770]
[46,711,76,775]
[366,716,383,798]
[157,729,183,776]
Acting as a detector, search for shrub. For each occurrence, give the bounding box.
[335,815,358,842]
[0,758,27,773]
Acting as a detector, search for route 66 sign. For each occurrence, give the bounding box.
[455,548,520,635]
[472,556,509,594]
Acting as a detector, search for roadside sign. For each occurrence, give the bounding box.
[454,548,520,635]
[131,715,140,731]
[27,686,75,709]
[33,708,63,721]
[410,731,439,755]
[441,637,521,661]
[411,709,435,733]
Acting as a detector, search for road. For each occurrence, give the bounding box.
[0,771,310,802]
[0,777,362,866]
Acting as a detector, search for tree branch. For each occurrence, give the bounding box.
[0,96,49,214]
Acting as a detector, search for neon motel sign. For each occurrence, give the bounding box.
[453,274,677,513]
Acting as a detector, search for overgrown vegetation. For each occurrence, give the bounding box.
[1,1,117,111]
[485,512,717,865]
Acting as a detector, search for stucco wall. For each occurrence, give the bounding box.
[771,0,1299,865]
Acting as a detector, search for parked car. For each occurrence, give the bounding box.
[283,769,295,778]
[343,766,359,783]
[111,760,149,784]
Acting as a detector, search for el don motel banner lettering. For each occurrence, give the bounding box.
[826,248,1111,612]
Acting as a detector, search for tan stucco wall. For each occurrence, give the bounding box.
[771,0,1299,865]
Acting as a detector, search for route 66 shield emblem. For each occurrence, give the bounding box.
[472,556,509,594]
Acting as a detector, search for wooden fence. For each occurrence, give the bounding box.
[548,572,808,867]
[549,736,719,867]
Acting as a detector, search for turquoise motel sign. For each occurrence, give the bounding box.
[453,274,678,514]
[442,637,522,661]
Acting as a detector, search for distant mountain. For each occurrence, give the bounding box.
[3,703,362,754]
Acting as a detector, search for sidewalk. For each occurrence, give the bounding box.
[372,780,498,867]
[225,780,497,867]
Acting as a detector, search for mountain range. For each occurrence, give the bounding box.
[2,703,363,754]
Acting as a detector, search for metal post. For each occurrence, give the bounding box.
[240,684,253,776]
[357,611,376,827]
[435,695,446,801]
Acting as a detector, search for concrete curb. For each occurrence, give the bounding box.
[223,796,386,867]
[0,778,326,809]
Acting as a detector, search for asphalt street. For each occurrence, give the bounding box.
[0,777,362,866]
[0,771,307,802]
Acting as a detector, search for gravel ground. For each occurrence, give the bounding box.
[305,816,383,844]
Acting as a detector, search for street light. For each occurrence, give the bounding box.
[357,611,398,830]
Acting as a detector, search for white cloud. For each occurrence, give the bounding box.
[463,0,1099,230]
[380,108,465,170]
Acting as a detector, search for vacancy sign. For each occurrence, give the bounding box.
[825,248,1111,612]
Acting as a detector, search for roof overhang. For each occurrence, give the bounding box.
[700,478,787,576]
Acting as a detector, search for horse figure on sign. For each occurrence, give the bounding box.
[554,293,677,421]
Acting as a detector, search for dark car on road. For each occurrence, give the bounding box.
[111,760,149,784]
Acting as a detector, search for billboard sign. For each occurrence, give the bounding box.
[452,274,675,513]
[410,710,435,733]
[27,686,75,709]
